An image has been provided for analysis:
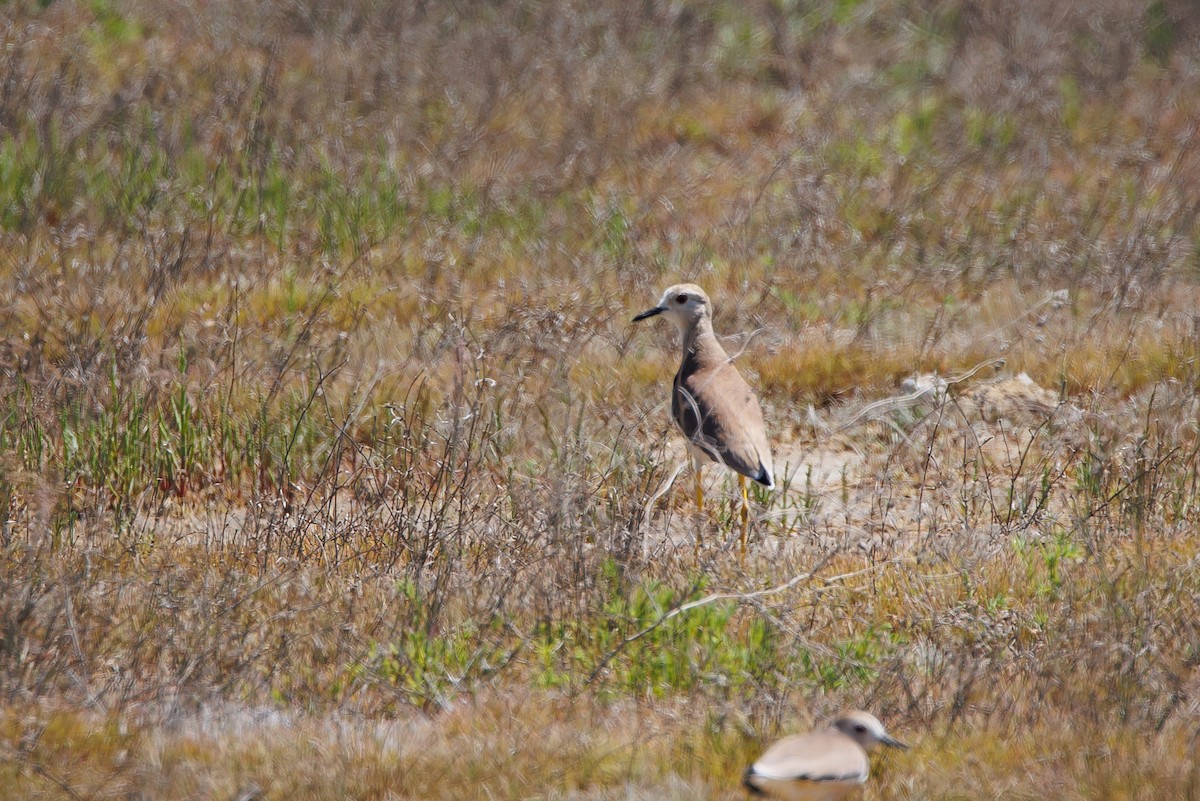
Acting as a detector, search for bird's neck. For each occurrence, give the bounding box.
[682,318,727,366]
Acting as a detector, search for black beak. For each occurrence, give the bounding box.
[881,734,909,750]
[632,306,665,322]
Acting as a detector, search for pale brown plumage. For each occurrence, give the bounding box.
[633,284,773,552]
[671,316,774,488]
[634,283,774,488]
[743,711,907,801]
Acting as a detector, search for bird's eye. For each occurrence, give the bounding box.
[675,294,688,304]
[855,725,867,733]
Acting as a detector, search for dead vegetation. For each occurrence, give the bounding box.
[1,0,1200,798]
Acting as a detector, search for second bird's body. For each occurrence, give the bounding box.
[744,711,907,801]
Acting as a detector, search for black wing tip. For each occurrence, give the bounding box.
[730,464,774,489]
[755,466,775,490]
[742,767,765,795]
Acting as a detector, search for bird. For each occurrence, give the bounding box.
[632,283,773,553]
[743,711,908,801]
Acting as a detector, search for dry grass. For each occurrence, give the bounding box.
[2,0,1200,798]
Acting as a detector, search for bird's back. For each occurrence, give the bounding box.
[672,336,773,487]
[744,730,869,801]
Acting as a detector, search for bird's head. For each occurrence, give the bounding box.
[632,284,711,332]
[834,711,908,752]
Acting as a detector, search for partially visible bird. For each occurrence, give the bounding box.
[633,284,774,552]
[743,711,908,801]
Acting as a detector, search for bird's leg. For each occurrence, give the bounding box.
[739,474,749,556]
[693,456,704,552]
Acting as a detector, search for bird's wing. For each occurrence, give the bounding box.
[749,732,870,784]
[674,361,774,486]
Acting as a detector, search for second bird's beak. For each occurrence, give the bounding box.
[633,305,665,322]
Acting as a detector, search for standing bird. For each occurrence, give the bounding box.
[633,284,774,552]
[743,711,908,801]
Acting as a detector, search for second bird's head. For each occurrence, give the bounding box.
[833,711,909,752]
[633,284,711,332]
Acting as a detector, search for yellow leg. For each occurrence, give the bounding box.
[739,474,750,556]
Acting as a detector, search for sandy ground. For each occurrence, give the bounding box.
[82,372,1100,571]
